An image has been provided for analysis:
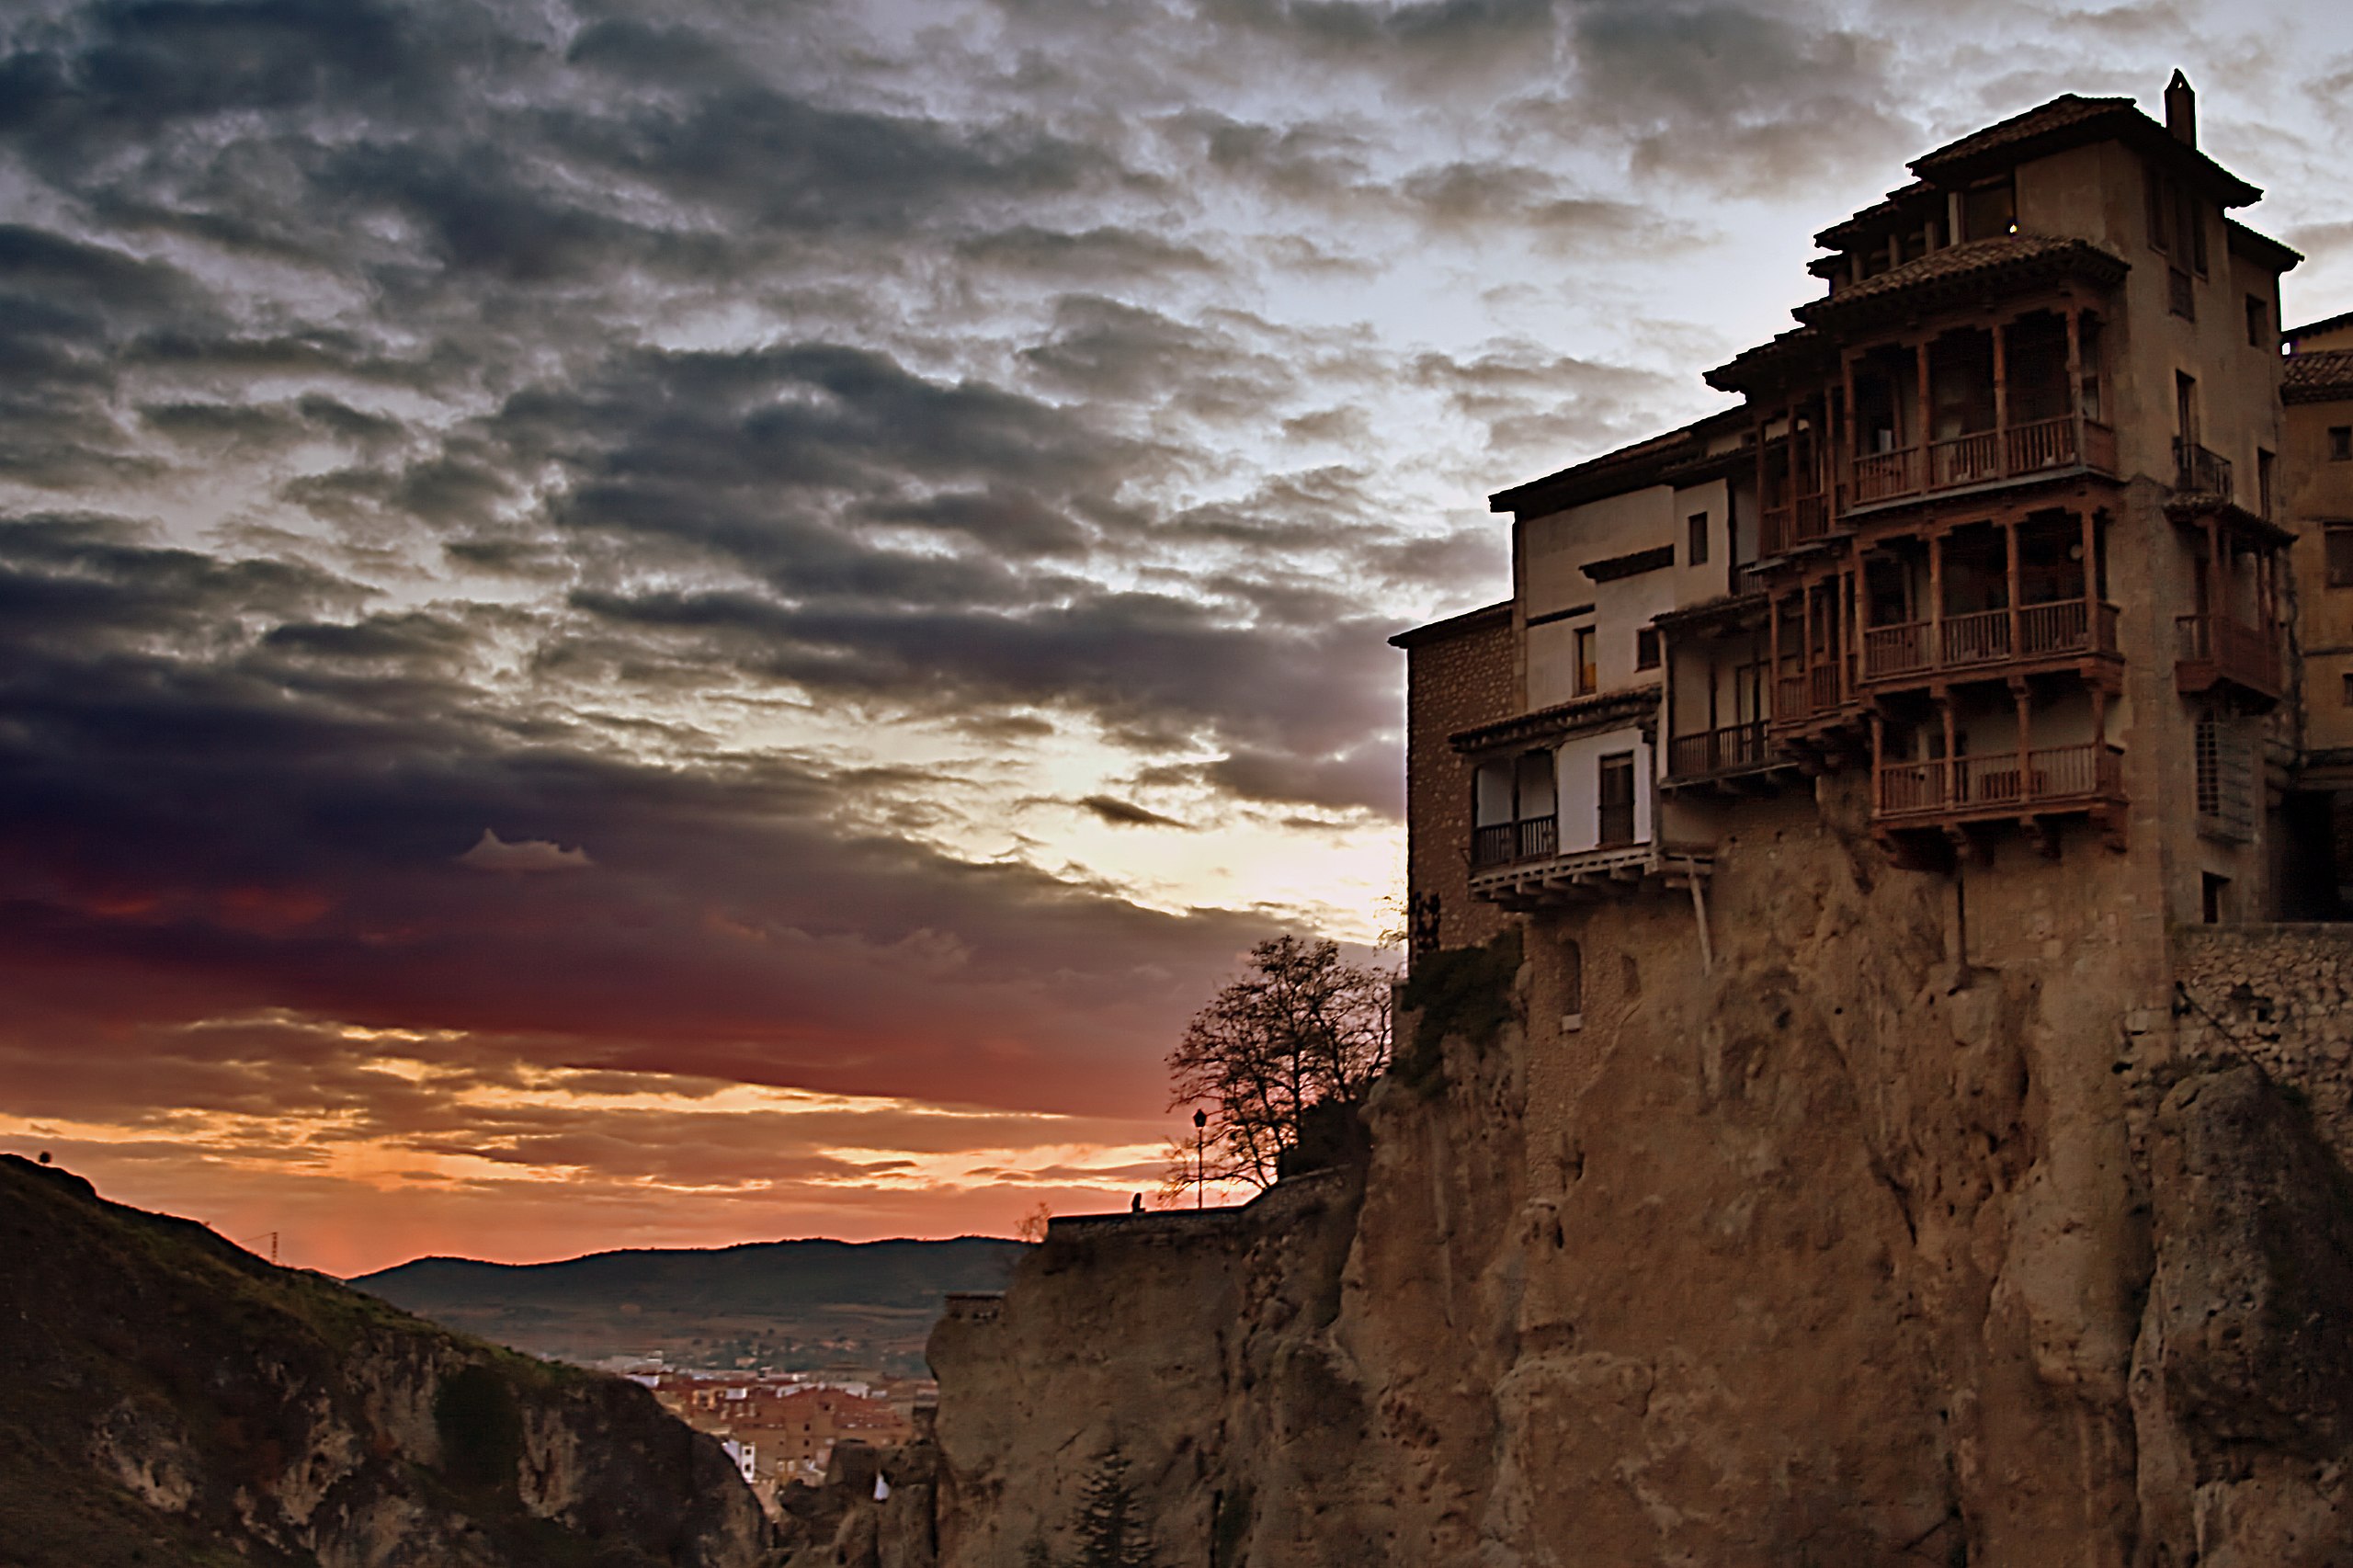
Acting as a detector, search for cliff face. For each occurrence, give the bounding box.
[0,1154,772,1568]
[913,785,2353,1568]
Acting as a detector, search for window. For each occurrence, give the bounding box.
[2246,293,2269,347]
[2195,715,2254,844]
[2258,449,2275,521]
[1688,511,1709,565]
[1574,626,1597,695]
[2340,671,2353,708]
[2201,872,2229,926]
[2328,526,2353,587]
[2146,163,2168,254]
[1635,628,1659,670]
[2331,426,2351,462]
[1597,753,1636,846]
[1961,179,2016,241]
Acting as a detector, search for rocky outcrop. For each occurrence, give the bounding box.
[912,786,2353,1566]
[0,1153,773,1568]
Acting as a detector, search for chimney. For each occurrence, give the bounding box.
[2165,69,2197,147]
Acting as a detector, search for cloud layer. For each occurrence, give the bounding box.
[1,0,2345,1267]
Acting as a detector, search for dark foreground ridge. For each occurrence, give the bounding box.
[0,1154,773,1568]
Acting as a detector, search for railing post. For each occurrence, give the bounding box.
[2012,678,2031,805]
[1990,319,2008,475]
[2005,520,2021,658]
[1928,529,1945,672]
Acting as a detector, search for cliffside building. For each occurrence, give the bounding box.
[1398,74,2333,961]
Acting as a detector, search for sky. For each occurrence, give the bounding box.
[4,0,2351,1277]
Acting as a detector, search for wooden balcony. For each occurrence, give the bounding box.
[1472,815,1559,869]
[1774,661,1847,724]
[1469,835,1715,911]
[2175,614,2279,708]
[2173,439,2234,500]
[1873,743,2124,828]
[1859,599,2120,687]
[1760,492,1834,557]
[1664,721,1776,786]
[1845,415,2118,514]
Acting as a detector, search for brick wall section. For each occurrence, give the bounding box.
[1394,604,1515,956]
[2172,924,2353,1168]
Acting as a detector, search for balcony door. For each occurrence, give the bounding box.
[1597,752,1636,846]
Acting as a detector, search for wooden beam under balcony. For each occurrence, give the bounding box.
[1468,839,1716,910]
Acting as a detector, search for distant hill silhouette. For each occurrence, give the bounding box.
[354,1237,1026,1374]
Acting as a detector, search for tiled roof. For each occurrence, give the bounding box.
[2284,349,2353,404]
[1909,91,2260,208]
[1912,95,2133,174]
[1814,180,1934,248]
[1797,232,2136,320]
[1486,406,1748,517]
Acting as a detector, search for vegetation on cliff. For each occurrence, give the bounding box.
[0,1154,770,1568]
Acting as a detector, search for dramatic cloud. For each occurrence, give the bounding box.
[0,0,2344,1267]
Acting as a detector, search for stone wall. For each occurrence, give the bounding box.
[1398,606,1514,957]
[2172,922,2353,1167]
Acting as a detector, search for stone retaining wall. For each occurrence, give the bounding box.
[2172,923,2353,1167]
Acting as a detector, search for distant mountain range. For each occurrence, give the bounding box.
[354,1237,1028,1375]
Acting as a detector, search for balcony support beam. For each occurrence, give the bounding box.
[2005,520,2023,666]
[2011,676,2032,817]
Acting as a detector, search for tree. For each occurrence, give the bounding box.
[1167,935,1392,1193]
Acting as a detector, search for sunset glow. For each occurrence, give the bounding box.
[4,0,2349,1271]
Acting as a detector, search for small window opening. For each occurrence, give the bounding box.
[1635,628,1660,670]
[2330,426,2352,462]
[2327,526,2353,588]
[2201,872,2229,926]
[2246,293,2268,347]
[1688,511,1709,565]
[2339,671,2353,708]
[1574,625,1597,695]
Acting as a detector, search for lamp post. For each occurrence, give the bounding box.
[1192,1108,1208,1210]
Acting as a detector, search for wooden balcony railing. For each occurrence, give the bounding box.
[2003,415,2079,474]
[2176,614,2279,699]
[1761,493,1833,556]
[1845,416,2118,511]
[1665,721,1772,781]
[1472,814,1561,869]
[1852,448,1918,504]
[1859,599,2119,685]
[2174,439,2233,499]
[1929,431,2001,489]
[1874,743,2122,820]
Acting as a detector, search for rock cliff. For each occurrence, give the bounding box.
[0,1153,774,1568]
[892,790,2353,1567]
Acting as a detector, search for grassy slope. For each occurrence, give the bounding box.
[0,1155,747,1568]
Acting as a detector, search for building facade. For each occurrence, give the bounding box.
[1396,75,2336,991]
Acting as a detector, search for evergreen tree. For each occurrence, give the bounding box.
[1069,1447,1159,1568]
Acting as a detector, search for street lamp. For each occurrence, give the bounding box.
[1192,1108,1208,1210]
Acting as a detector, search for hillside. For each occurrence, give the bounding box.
[356,1237,1027,1373]
[0,1154,771,1568]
